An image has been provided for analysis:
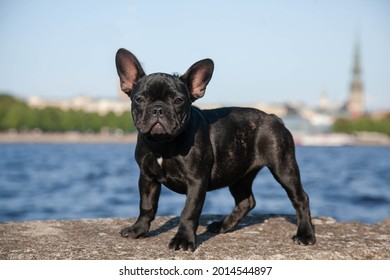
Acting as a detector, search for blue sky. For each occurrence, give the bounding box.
[0,0,389,111]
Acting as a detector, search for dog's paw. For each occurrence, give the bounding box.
[293,232,316,245]
[168,233,196,252]
[120,225,148,239]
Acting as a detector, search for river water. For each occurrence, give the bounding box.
[1,143,389,223]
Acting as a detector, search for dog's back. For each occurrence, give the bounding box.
[195,106,294,190]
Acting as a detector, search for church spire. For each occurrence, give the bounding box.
[346,36,365,118]
[352,39,361,78]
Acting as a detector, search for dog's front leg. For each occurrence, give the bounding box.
[121,174,161,238]
[168,181,207,252]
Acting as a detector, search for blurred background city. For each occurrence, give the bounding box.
[1,0,389,143]
[0,1,389,223]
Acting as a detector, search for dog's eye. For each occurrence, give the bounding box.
[135,97,145,104]
[173,98,184,105]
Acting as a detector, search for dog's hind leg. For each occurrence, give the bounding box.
[267,140,316,245]
[207,170,258,233]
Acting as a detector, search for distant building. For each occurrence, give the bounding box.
[319,91,330,113]
[253,102,288,117]
[345,38,365,118]
[28,95,129,116]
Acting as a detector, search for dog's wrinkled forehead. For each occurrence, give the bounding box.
[135,73,188,101]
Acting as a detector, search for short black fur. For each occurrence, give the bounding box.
[115,49,316,251]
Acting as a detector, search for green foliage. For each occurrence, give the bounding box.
[333,115,390,135]
[0,94,135,133]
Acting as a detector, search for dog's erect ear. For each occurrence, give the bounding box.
[115,48,145,96]
[181,59,214,101]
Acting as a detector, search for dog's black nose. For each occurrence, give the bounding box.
[152,106,163,118]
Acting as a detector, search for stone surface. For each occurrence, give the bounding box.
[1,215,389,260]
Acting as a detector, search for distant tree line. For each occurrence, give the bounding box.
[333,114,390,135]
[2,93,389,136]
[0,94,135,133]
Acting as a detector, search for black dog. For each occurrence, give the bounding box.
[115,49,316,251]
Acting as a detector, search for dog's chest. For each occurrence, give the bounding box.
[156,156,163,168]
[150,156,187,194]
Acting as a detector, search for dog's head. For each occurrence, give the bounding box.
[115,49,214,142]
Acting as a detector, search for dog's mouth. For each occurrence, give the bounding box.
[149,121,166,135]
[137,116,182,142]
[142,120,174,142]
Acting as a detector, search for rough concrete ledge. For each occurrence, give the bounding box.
[1,215,389,260]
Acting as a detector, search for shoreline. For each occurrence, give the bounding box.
[1,131,390,146]
[0,132,138,144]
